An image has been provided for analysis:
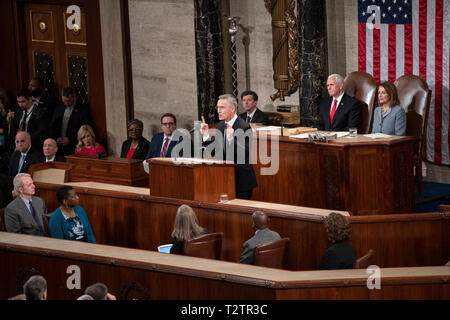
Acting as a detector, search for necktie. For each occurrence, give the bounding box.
[20,109,28,131]
[160,137,169,157]
[246,116,251,123]
[29,199,44,235]
[17,153,26,174]
[62,107,72,138]
[330,99,338,124]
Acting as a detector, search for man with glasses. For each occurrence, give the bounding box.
[145,113,183,159]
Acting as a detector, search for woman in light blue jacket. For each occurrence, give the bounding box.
[371,81,406,135]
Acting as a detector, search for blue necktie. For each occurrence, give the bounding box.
[29,199,44,235]
[17,153,26,174]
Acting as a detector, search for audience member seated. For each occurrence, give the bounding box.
[7,131,41,188]
[84,282,116,300]
[238,90,269,125]
[23,275,47,300]
[28,77,58,124]
[74,124,106,156]
[40,138,66,163]
[371,81,406,135]
[319,212,357,270]
[77,294,94,300]
[120,118,149,160]
[49,185,96,243]
[5,173,47,236]
[146,113,186,159]
[240,210,281,265]
[50,86,93,156]
[318,74,361,131]
[170,204,208,255]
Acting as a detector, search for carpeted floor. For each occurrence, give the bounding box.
[415,181,450,213]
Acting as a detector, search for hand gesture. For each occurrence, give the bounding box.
[200,116,209,137]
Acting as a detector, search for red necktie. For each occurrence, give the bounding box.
[160,137,169,157]
[329,99,338,124]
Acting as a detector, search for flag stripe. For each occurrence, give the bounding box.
[373,28,380,83]
[404,24,413,75]
[396,24,405,78]
[358,23,366,72]
[444,0,450,165]
[381,24,389,82]
[412,0,419,75]
[388,24,397,82]
[419,0,427,79]
[434,0,443,164]
[366,22,374,76]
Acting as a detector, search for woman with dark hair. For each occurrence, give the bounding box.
[120,119,149,159]
[319,212,356,270]
[49,185,96,243]
[170,204,208,255]
[371,81,406,135]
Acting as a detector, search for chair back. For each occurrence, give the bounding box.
[184,232,223,260]
[253,238,290,269]
[344,71,377,133]
[264,112,284,126]
[394,74,431,154]
[353,249,375,269]
[0,208,6,232]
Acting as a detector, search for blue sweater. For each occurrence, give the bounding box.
[49,206,96,243]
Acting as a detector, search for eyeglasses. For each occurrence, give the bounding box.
[161,122,175,126]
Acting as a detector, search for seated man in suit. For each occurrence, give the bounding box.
[201,94,257,199]
[8,131,41,188]
[318,74,361,131]
[239,210,281,264]
[10,88,48,150]
[5,173,47,236]
[41,138,66,163]
[145,113,185,159]
[50,86,93,156]
[238,90,269,125]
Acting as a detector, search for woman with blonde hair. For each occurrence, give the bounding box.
[170,204,208,254]
[75,124,106,155]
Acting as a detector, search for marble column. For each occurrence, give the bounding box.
[297,0,328,127]
[194,0,224,123]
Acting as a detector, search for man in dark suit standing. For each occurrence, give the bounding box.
[50,86,92,156]
[240,210,281,264]
[318,74,361,131]
[201,94,257,199]
[8,131,41,187]
[238,90,269,125]
[145,113,185,159]
[5,173,47,236]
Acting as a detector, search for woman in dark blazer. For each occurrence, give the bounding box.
[120,119,149,160]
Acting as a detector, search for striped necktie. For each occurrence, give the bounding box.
[160,137,169,157]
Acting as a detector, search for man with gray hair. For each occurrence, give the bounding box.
[239,210,281,264]
[5,173,47,235]
[201,94,257,199]
[23,275,47,300]
[318,74,361,131]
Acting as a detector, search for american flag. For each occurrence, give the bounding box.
[358,0,450,165]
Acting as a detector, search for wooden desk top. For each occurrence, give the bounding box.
[1,232,448,288]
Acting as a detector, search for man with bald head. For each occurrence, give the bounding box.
[239,210,281,264]
[41,138,66,163]
[8,131,41,186]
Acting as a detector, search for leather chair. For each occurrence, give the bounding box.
[0,208,6,232]
[264,112,284,126]
[42,212,52,236]
[184,232,223,260]
[394,75,432,195]
[353,249,375,269]
[343,71,377,134]
[253,238,290,269]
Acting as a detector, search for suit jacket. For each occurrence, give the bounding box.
[319,240,357,270]
[120,137,150,160]
[50,101,93,155]
[318,93,361,131]
[145,131,186,159]
[38,154,66,163]
[5,195,47,236]
[238,108,269,125]
[240,228,281,264]
[371,105,406,136]
[8,147,42,183]
[205,116,257,194]
[12,106,48,150]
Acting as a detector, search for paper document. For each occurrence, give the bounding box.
[364,133,392,139]
[256,126,281,131]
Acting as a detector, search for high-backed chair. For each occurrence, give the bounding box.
[394,75,431,195]
[353,249,375,269]
[264,112,284,126]
[253,238,290,269]
[184,232,223,260]
[343,71,377,134]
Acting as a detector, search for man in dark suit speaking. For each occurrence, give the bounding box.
[200,94,257,199]
[318,74,361,131]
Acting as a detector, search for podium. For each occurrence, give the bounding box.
[148,158,236,203]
